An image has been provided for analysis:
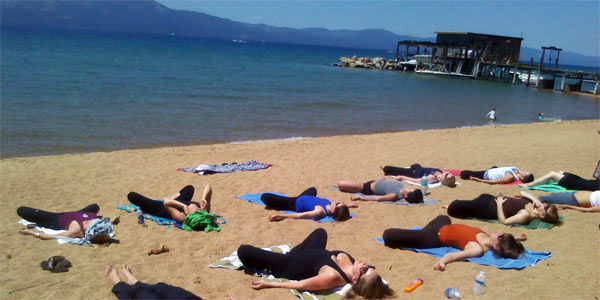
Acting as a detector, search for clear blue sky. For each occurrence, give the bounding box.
[157,0,599,57]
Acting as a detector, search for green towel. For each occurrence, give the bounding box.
[182,210,221,232]
[471,216,564,229]
[520,183,576,193]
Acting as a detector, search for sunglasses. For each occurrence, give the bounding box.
[360,265,376,275]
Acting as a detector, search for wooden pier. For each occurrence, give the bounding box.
[334,32,600,96]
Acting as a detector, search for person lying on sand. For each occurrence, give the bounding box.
[18,204,118,244]
[460,166,534,185]
[383,215,526,271]
[519,171,599,191]
[444,193,559,225]
[106,264,202,299]
[337,177,423,203]
[381,164,456,187]
[127,184,213,223]
[520,190,600,213]
[237,228,393,298]
[262,187,356,222]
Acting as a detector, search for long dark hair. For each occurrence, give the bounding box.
[496,233,525,259]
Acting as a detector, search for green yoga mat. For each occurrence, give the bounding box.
[472,216,564,229]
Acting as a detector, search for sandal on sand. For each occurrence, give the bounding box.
[148,244,170,256]
[41,256,72,273]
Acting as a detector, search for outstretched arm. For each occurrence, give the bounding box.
[251,272,339,291]
[352,193,398,202]
[434,243,483,271]
[394,175,420,184]
[520,171,563,187]
[473,173,515,185]
[557,205,600,213]
[269,209,324,221]
[19,227,80,240]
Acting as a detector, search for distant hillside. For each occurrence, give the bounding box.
[1,0,597,67]
[0,0,422,51]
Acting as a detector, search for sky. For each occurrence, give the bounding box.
[157,0,599,57]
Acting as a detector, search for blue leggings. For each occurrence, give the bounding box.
[539,193,579,206]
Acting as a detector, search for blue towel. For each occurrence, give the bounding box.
[236,193,355,223]
[373,230,551,269]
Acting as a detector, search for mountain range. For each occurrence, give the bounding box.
[1,0,598,67]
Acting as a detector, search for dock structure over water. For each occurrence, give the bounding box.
[334,31,599,96]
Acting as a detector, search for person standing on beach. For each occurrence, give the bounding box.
[485,107,497,122]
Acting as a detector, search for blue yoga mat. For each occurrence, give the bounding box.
[374,228,551,269]
[237,193,355,223]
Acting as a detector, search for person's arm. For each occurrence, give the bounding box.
[473,173,515,185]
[393,175,420,184]
[251,272,339,291]
[19,227,79,240]
[519,171,562,187]
[269,209,324,221]
[434,243,483,271]
[163,198,187,222]
[502,210,531,225]
[557,205,600,213]
[354,193,398,202]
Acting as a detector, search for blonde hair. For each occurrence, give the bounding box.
[345,273,393,299]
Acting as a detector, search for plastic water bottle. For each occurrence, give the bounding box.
[444,288,461,299]
[136,209,145,226]
[420,175,428,195]
[473,271,486,296]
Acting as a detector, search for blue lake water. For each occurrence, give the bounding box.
[1,30,599,158]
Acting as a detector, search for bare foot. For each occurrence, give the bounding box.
[105,264,121,285]
[121,264,138,285]
[200,184,212,213]
[441,205,448,209]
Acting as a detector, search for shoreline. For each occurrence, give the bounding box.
[2,119,597,160]
[1,119,598,300]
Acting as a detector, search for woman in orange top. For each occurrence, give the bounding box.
[382,215,526,271]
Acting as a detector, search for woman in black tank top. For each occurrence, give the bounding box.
[237,228,393,298]
[446,193,559,225]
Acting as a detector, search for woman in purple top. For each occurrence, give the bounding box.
[261,187,356,222]
[17,204,119,243]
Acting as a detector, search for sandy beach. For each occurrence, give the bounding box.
[1,120,598,300]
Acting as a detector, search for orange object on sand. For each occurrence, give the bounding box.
[404,278,423,293]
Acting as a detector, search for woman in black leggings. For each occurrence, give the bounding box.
[237,228,392,298]
[17,204,117,243]
[445,193,559,225]
[127,184,212,223]
[520,171,600,191]
[261,187,356,222]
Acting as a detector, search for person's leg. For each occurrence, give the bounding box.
[127,192,171,219]
[16,206,61,229]
[77,204,100,213]
[289,228,327,255]
[524,171,564,187]
[539,192,579,206]
[557,173,600,191]
[337,180,366,193]
[382,166,414,176]
[176,185,195,202]
[151,282,203,300]
[237,244,288,276]
[383,215,449,249]
[261,193,297,211]
[298,187,317,197]
[460,170,486,180]
[447,194,496,219]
